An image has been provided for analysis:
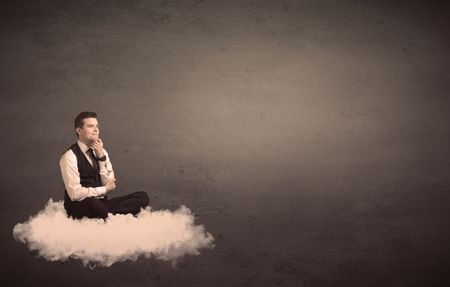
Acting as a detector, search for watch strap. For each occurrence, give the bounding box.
[97,155,107,161]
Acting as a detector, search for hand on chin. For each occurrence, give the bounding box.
[89,137,98,147]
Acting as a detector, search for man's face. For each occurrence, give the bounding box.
[76,117,99,143]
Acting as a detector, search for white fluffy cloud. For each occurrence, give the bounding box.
[13,199,214,268]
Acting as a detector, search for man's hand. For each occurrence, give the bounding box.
[91,138,104,158]
[105,178,116,192]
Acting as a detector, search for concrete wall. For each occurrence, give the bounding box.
[1,0,449,286]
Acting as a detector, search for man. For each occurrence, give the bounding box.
[60,111,149,219]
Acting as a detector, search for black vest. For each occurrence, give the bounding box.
[63,142,102,213]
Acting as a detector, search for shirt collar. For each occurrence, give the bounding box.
[77,139,91,153]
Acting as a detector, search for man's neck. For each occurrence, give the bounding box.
[78,138,91,148]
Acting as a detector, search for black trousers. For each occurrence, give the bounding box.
[67,191,149,219]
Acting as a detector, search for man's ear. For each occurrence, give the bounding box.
[76,127,82,136]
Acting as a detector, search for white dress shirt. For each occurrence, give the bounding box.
[60,140,115,201]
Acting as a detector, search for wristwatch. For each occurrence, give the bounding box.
[97,155,107,161]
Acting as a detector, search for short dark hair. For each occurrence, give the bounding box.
[74,111,97,137]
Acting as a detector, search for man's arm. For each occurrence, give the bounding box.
[98,149,115,185]
[60,150,107,201]
[90,138,115,186]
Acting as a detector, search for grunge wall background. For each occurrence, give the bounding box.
[1,0,449,286]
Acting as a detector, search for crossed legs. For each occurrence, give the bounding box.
[68,191,149,219]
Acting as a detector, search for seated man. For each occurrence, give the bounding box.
[60,111,149,219]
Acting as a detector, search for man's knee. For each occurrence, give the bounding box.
[135,191,149,207]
